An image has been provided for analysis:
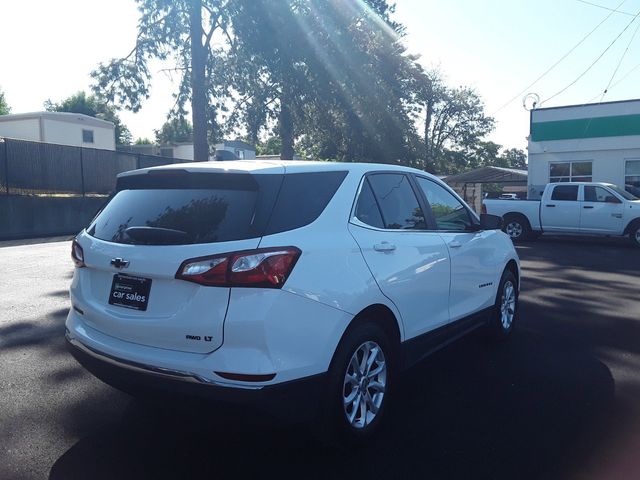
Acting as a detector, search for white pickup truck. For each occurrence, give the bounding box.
[483,182,640,247]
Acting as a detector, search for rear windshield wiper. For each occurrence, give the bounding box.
[124,226,190,245]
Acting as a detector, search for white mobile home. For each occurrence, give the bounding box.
[527,99,640,198]
[215,140,256,160]
[0,112,116,150]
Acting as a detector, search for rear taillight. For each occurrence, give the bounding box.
[71,240,85,268]
[175,247,301,288]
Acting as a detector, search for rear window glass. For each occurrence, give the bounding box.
[551,185,578,201]
[88,172,280,245]
[87,170,346,244]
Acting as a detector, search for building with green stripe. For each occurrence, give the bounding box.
[528,99,640,199]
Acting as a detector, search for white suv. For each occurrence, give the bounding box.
[66,160,520,441]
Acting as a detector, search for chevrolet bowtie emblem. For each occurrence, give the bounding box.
[110,258,130,269]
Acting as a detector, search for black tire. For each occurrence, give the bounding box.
[487,269,519,341]
[318,322,395,446]
[502,214,531,242]
[629,223,640,248]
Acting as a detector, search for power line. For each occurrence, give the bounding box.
[540,8,640,106]
[598,16,640,102]
[492,0,627,114]
[575,0,637,17]
[587,58,640,103]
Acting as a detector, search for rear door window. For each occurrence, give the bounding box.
[353,178,385,229]
[551,185,579,201]
[367,174,426,230]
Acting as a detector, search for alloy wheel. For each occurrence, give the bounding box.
[500,280,516,330]
[342,341,387,429]
[505,221,523,239]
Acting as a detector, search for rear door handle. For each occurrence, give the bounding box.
[448,241,462,248]
[546,204,556,207]
[374,242,396,252]
[583,205,594,209]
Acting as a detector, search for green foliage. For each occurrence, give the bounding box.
[91,0,230,156]
[0,87,10,115]
[415,68,495,173]
[155,117,193,144]
[90,0,514,170]
[229,0,419,162]
[44,91,132,145]
[499,148,527,169]
[255,136,281,156]
[135,137,153,145]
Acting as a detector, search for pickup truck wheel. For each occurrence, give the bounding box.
[503,215,531,242]
[630,225,640,247]
[487,269,519,340]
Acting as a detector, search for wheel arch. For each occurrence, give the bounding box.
[503,212,532,230]
[334,303,403,365]
[504,259,520,289]
[623,217,640,235]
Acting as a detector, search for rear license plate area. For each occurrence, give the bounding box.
[108,274,152,311]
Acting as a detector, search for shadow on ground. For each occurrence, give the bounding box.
[48,236,640,480]
[49,331,615,480]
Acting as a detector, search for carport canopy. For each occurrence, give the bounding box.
[443,166,528,184]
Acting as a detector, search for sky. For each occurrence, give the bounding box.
[0,0,639,151]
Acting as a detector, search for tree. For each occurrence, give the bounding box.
[499,148,527,169]
[230,0,418,162]
[256,136,281,156]
[414,69,494,174]
[44,91,132,144]
[91,0,233,160]
[155,117,193,144]
[135,137,153,145]
[0,87,10,115]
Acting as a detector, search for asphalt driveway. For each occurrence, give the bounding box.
[1,235,639,480]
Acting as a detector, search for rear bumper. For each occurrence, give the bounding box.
[66,333,327,421]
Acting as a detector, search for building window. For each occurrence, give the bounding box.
[82,129,94,144]
[626,160,640,188]
[549,161,592,183]
[235,149,245,159]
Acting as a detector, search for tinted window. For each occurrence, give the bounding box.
[354,179,384,228]
[551,185,578,201]
[93,171,347,244]
[92,172,280,244]
[416,177,472,231]
[265,171,348,235]
[367,174,426,230]
[89,188,262,244]
[584,186,618,203]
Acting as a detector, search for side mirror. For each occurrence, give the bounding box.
[605,196,621,204]
[480,213,503,230]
